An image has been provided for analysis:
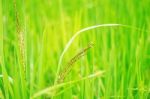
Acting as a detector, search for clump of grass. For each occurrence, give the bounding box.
[2,0,150,98]
[57,42,94,83]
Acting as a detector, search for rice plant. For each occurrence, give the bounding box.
[0,0,150,99]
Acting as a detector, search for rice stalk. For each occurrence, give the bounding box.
[54,24,120,85]
[54,24,150,85]
[57,42,94,83]
[13,0,26,80]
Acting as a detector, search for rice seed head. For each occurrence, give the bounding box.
[57,42,94,83]
[13,0,26,80]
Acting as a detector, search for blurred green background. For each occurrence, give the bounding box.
[0,0,150,99]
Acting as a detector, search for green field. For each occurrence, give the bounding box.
[0,0,150,99]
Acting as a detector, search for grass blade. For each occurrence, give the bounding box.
[32,70,104,98]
